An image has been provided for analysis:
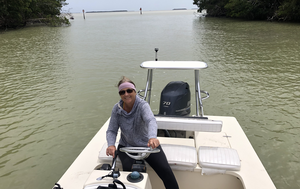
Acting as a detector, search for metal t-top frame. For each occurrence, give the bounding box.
[139,61,209,117]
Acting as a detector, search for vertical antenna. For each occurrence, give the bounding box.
[154,48,159,61]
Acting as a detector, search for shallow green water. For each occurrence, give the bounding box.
[0,10,299,189]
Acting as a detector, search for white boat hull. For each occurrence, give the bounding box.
[55,116,275,189]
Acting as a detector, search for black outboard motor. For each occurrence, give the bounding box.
[158,81,191,116]
[158,81,191,138]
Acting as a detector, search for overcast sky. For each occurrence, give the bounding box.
[63,0,198,13]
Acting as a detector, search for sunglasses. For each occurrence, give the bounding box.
[119,89,134,95]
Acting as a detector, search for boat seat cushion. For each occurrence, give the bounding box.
[198,146,241,174]
[161,144,197,171]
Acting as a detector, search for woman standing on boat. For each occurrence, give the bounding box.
[106,76,179,189]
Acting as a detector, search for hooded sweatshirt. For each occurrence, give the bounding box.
[106,95,157,147]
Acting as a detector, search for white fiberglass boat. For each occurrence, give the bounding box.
[53,51,276,189]
[194,9,207,17]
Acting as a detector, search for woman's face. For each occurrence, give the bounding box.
[119,88,136,105]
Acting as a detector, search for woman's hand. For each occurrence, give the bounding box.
[106,145,116,158]
[148,138,160,149]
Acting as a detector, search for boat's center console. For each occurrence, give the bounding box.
[83,170,152,189]
[83,147,156,189]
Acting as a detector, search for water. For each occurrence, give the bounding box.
[1,10,300,189]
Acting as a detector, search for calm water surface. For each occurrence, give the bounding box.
[1,10,300,189]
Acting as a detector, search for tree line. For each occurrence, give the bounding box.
[0,0,70,30]
[193,0,300,21]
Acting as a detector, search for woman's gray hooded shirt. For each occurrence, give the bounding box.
[106,95,157,147]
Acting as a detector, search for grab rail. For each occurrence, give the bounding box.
[200,90,209,100]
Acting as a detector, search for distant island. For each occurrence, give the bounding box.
[86,10,128,13]
[173,8,187,10]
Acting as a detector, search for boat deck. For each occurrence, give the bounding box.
[55,116,275,189]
